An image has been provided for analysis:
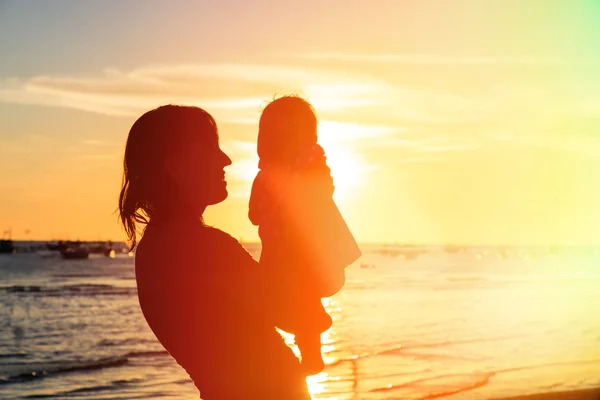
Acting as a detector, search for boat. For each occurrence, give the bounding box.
[46,241,68,251]
[60,246,90,260]
[88,240,113,255]
[444,245,462,254]
[0,239,15,254]
[1,229,15,254]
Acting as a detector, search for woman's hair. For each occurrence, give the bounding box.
[118,105,217,249]
[257,95,318,165]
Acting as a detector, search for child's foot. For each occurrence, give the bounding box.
[296,334,325,375]
[301,355,325,376]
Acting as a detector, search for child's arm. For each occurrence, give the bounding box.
[248,172,265,226]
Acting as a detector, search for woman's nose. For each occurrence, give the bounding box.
[221,150,232,167]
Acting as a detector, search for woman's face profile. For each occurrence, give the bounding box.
[165,126,232,208]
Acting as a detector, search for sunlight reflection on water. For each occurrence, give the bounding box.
[1,246,600,399]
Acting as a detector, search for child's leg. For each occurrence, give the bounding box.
[270,268,333,334]
[294,299,332,376]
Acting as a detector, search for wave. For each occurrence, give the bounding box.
[325,335,519,367]
[126,350,169,358]
[365,358,600,399]
[0,284,136,297]
[94,338,158,348]
[343,281,376,290]
[446,276,488,282]
[378,335,520,355]
[368,372,495,398]
[0,353,28,359]
[23,384,116,398]
[0,356,128,385]
[22,378,145,399]
[51,273,95,279]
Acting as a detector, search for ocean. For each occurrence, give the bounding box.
[1,243,599,400]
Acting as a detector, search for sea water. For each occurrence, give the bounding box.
[1,244,599,400]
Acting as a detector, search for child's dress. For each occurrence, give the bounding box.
[249,144,362,368]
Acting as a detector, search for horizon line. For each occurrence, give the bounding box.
[6,239,600,248]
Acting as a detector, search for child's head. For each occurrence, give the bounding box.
[257,95,318,165]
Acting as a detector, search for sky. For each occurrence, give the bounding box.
[1,0,600,245]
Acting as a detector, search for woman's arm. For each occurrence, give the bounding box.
[206,228,287,325]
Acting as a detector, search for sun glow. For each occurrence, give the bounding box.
[223,120,375,203]
[318,121,377,202]
[320,143,364,201]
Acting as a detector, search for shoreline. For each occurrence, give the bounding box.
[490,387,600,400]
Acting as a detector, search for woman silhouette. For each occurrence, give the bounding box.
[119,105,310,399]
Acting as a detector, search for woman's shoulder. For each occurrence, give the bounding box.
[203,225,256,263]
[136,221,256,274]
[138,222,240,252]
[202,225,238,244]
[135,221,203,272]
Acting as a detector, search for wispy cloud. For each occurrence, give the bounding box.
[220,135,382,200]
[79,154,116,160]
[0,62,483,126]
[397,156,432,164]
[221,119,481,181]
[301,53,595,66]
[7,61,582,163]
[0,64,385,118]
[317,120,400,142]
[82,139,122,147]
[489,131,600,158]
[0,73,267,118]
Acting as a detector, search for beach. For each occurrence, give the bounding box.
[494,387,600,400]
[1,243,599,399]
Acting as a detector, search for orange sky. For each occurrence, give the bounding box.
[1,1,600,245]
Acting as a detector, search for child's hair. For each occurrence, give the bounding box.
[257,95,318,165]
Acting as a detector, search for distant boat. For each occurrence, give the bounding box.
[444,245,462,254]
[47,241,68,251]
[60,247,90,260]
[0,239,15,254]
[87,241,114,255]
[402,250,420,260]
[1,229,15,254]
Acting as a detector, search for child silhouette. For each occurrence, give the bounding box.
[249,96,362,375]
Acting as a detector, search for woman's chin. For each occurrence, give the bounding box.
[207,187,228,205]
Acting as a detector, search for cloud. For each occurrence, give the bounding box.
[219,136,383,200]
[300,53,593,66]
[0,62,516,162]
[488,131,600,158]
[0,63,386,118]
[397,156,432,164]
[420,144,476,152]
[82,139,122,147]
[317,120,400,142]
[0,73,268,118]
[0,62,483,125]
[79,154,116,160]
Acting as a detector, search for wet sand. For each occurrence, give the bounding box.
[492,387,600,400]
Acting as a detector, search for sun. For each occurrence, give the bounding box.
[317,122,373,203]
[222,121,372,204]
[319,144,363,201]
